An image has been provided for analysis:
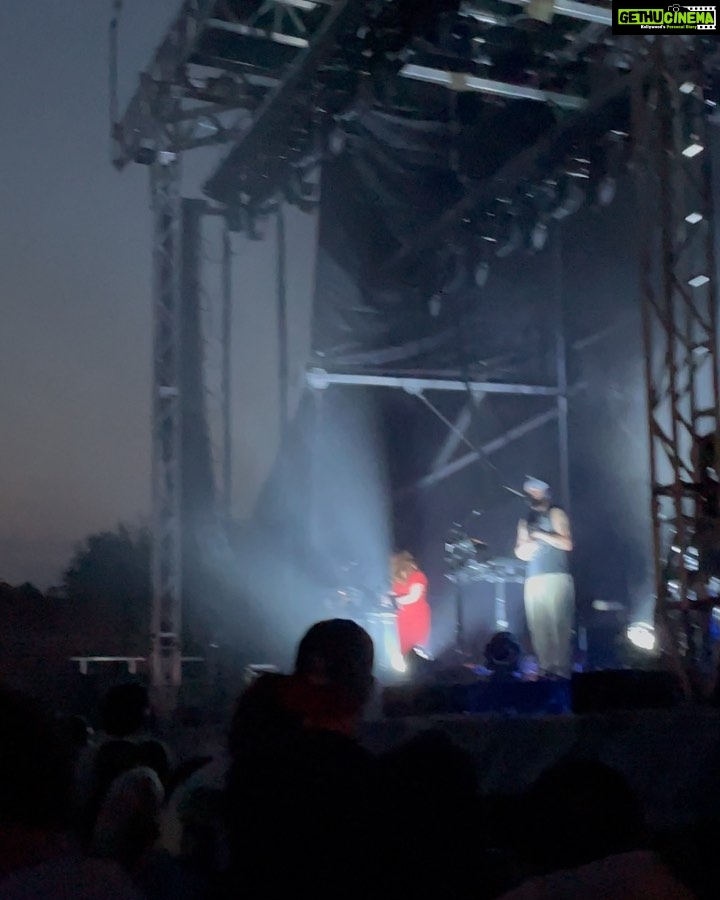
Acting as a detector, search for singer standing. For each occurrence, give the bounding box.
[514,478,574,677]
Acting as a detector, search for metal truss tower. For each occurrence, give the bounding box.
[149,144,184,716]
[634,38,720,683]
[115,1,369,714]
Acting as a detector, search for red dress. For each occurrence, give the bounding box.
[392,570,431,655]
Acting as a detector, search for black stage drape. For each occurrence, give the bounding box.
[310,99,556,375]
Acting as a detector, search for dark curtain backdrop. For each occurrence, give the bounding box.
[310,100,556,374]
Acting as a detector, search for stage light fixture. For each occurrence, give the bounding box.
[404,647,435,680]
[588,139,623,209]
[474,260,490,287]
[683,546,700,572]
[685,212,703,224]
[514,189,550,253]
[134,146,156,166]
[463,5,504,25]
[391,652,407,674]
[564,154,591,182]
[306,367,330,390]
[626,622,655,652]
[485,631,521,675]
[550,179,585,220]
[595,174,616,208]
[495,221,523,259]
[682,140,704,158]
[530,221,549,251]
[689,274,709,288]
[328,127,346,156]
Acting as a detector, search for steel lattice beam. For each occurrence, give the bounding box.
[305,369,561,396]
[149,151,184,717]
[490,0,612,24]
[113,0,218,169]
[634,39,720,684]
[203,0,368,201]
[400,64,587,109]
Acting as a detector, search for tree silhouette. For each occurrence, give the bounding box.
[63,525,150,654]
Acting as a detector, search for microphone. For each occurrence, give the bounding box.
[503,485,526,499]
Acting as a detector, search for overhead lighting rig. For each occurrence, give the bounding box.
[197,0,623,206]
[447,118,630,288]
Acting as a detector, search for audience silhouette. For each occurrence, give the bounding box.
[0,620,707,899]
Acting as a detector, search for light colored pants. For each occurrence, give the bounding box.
[524,573,575,677]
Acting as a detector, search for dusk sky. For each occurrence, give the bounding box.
[0,1,316,587]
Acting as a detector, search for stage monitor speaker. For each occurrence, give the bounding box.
[571,669,680,714]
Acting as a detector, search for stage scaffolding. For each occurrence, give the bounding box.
[634,40,720,690]
[113,0,720,710]
[148,152,183,717]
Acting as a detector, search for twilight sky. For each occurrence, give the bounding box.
[0,1,315,587]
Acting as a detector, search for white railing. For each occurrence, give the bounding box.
[69,656,204,675]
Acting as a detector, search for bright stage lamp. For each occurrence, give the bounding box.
[391,653,407,674]
[626,622,655,652]
[595,174,616,208]
[682,141,704,158]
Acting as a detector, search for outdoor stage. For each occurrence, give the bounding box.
[112,4,720,712]
[360,702,720,830]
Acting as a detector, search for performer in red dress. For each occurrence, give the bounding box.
[390,551,431,656]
